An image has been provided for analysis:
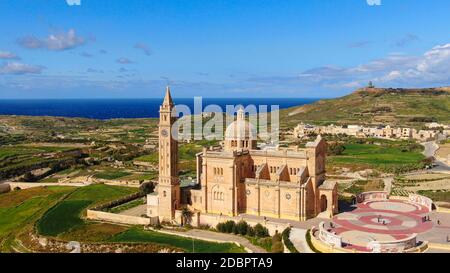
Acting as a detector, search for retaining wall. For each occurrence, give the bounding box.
[86,209,157,225]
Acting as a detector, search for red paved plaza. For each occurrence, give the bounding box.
[330,200,433,251]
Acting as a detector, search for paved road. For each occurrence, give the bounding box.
[422,141,450,172]
[422,141,438,158]
[120,204,147,216]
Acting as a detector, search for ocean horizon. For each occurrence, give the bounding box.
[0,98,319,120]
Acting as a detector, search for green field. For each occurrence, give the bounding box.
[0,186,75,251]
[37,200,92,236]
[134,153,158,163]
[94,171,131,180]
[417,190,450,203]
[109,198,145,214]
[328,143,425,171]
[110,227,246,253]
[36,184,137,237]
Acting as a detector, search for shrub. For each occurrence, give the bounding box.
[216,222,226,233]
[282,227,299,253]
[305,229,321,253]
[232,224,238,234]
[246,225,255,237]
[224,220,236,233]
[235,220,250,236]
[327,143,346,156]
[198,224,211,230]
[216,220,236,234]
[254,223,269,238]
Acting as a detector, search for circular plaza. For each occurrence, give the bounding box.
[312,192,437,253]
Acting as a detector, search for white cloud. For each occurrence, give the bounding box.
[0,51,20,60]
[0,62,45,75]
[297,43,450,89]
[17,29,87,51]
[116,57,133,64]
[134,42,152,56]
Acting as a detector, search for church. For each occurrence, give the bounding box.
[147,87,338,225]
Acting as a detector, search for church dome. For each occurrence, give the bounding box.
[225,119,256,140]
[224,108,256,140]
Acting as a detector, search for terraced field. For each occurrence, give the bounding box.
[111,227,246,253]
[0,186,75,251]
[0,184,245,253]
[328,143,425,172]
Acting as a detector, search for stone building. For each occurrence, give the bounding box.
[148,88,338,223]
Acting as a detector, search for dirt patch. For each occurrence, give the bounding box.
[437,144,450,161]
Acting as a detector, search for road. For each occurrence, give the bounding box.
[422,141,450,172]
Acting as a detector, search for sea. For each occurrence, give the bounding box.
[0,98,318,120]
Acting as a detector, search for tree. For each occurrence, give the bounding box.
[368,81,375,88]
[327,143,346,156]
[181,207,193,226]
[139,182,155,195]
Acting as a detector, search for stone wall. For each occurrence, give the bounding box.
[356,191,388,203]
[317,222,342,247]
[408,194,433,211]
[197,213,290,236]
[0,183,11,194]
[86,209,158,225]
[367,234,418,253]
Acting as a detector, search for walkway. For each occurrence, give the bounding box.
[383,177,393,195]
[120,204,147,216]
[159,228,267,253]
[289,228,313,253]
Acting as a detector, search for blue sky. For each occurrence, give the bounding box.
[0,0,449,99]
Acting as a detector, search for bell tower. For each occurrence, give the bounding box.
[158,86,180,222]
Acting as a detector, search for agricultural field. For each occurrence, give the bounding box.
[342,179,385,195]
[37,184,138,237]
[0,184,245,253]
[0,186,75,251]
[110,227,245,253]
[328,143,425,173]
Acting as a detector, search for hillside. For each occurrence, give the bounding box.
[280,87,450,128]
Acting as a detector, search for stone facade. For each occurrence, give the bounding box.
[294,123,441,142]
[149,88,338,223]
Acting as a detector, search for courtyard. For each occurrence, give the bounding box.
[325,199,450,252]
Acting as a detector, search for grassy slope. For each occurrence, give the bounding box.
[0,186,75,251]
[279,87,450,128]
[36,184,137,236]
[110,227,245,253]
